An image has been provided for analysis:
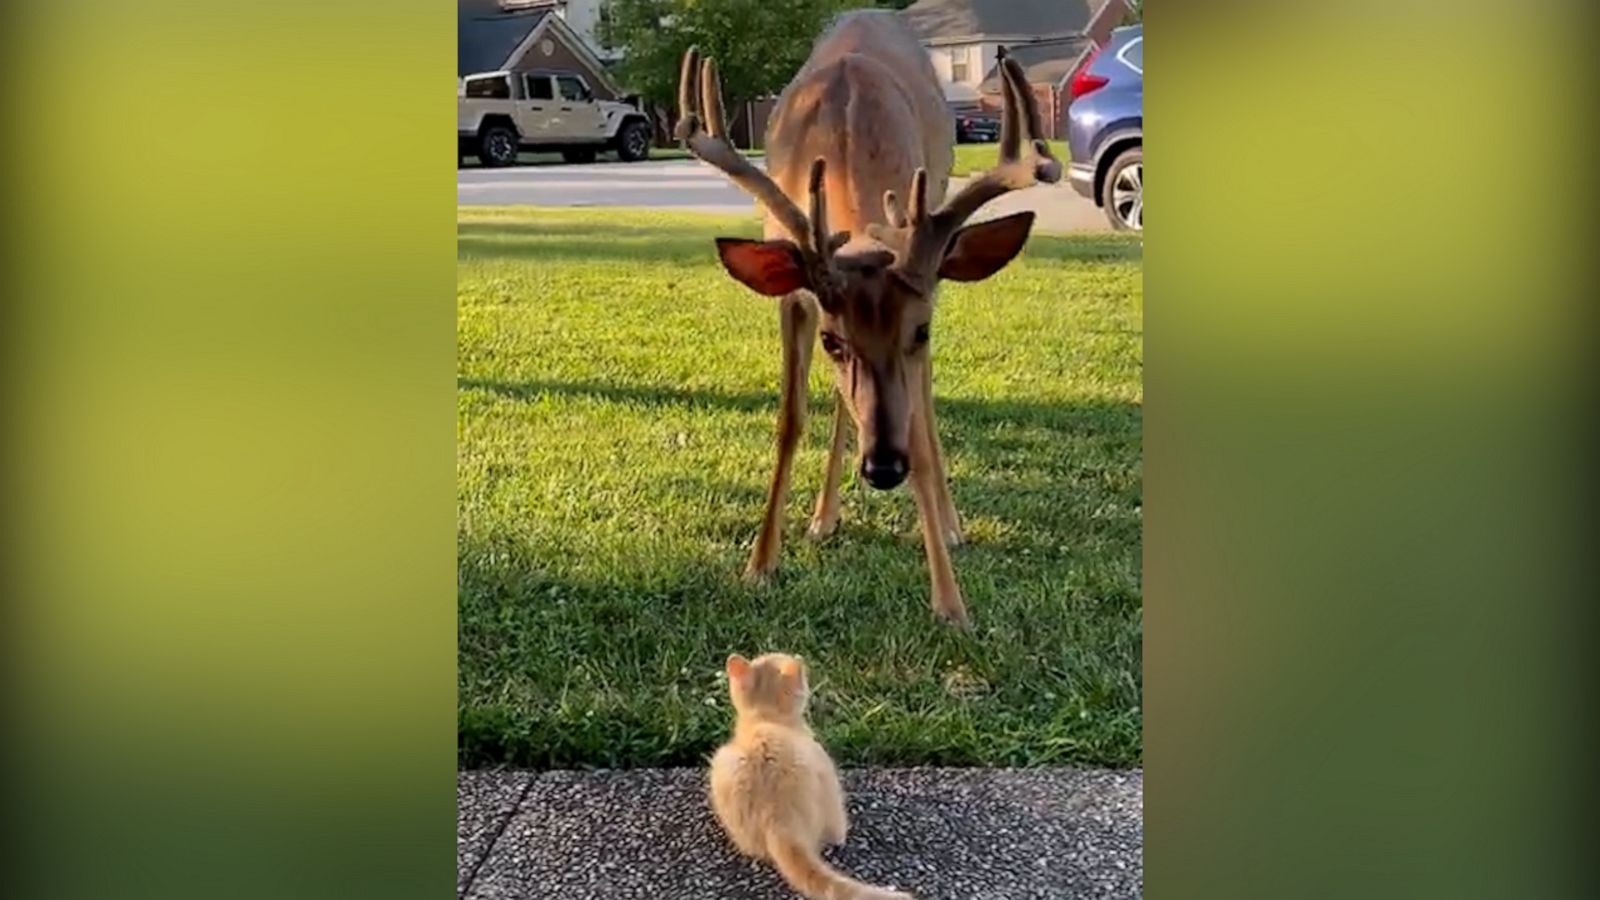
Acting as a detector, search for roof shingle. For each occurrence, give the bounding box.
[458,0,547,76]
[978,39,1092,89]
[901,0,1094,43]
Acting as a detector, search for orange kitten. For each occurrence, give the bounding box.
[709,653,914,900]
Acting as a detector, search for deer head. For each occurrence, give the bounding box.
[678,47,1060,491]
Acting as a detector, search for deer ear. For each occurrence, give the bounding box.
[937,211,1035,282]
[726,654,751,681]
[715,238,808,296]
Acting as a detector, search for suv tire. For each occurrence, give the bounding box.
[477,124,519,167]
[1101,147,1142,231]
[615,120,651,162]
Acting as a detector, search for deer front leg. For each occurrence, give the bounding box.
[745,292,817,581]
[918,363,962,546]
[910,406,969,626]
[807,393,849,540]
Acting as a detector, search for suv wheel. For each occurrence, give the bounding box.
[562,148,598,164]
[1101,147,1142,231]
[616,120,651,162]
[477,125,519,167]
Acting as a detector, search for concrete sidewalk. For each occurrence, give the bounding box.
[459,767,1142,899]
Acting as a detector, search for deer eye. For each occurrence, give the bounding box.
[820,332,846,360]
[912,323,930,348]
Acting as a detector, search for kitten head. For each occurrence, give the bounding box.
[725,652,811,722]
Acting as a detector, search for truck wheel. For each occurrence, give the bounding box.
[616,120,651,162]
[477,125,519,167]
[562,148,598,164]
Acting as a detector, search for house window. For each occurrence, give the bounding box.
[950,46,972,83]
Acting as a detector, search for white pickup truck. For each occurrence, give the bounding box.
[458,69,653,166]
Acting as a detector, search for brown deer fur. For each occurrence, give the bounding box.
[677,11,1061,625]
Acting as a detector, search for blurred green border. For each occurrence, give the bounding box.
[6,3,456,899]
[1150,3,1598,898]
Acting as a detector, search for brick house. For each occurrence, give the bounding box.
[458,0,622,100]
[902,0,1134,137]
[582,0,1141,150]
[493,0,620,62]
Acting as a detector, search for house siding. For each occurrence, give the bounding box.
[507,28,618,99]
[502,0,618,60]
[929,40,998,101]
[558,0,608,58]
[974,43,999,90]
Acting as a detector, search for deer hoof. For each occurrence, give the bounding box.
[742,560,776,585]
[931,594,971,628]
[806,516,839,540]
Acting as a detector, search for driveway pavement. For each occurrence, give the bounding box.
[458,767,1143,900]
[458,159,1112,233]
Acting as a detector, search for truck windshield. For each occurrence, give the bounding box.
[557,76,590,102]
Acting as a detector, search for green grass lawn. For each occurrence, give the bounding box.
[951,140,1069,177]
[458,207,1142,769]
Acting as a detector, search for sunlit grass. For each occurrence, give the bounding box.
[458,207,1142,768]
[951,140,1070,177]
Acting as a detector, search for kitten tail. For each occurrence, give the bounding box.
[765,832,914,900]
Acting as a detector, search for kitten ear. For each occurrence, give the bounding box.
[726,654,751,681]
[779,656,804,680]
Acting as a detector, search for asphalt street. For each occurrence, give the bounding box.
[458,158,1112,233]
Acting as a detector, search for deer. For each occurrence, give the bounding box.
[676,11,1061,626]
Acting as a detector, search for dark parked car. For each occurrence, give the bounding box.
[1067,25,1142,231]
[953,111,1000,143]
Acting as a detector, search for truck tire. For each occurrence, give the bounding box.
[615,120,651,162]
[477,124,519,167]
[562,148,598,164]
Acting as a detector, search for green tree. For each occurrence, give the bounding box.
[601,0,852,113]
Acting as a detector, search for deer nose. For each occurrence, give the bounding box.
[861,450,908,490]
